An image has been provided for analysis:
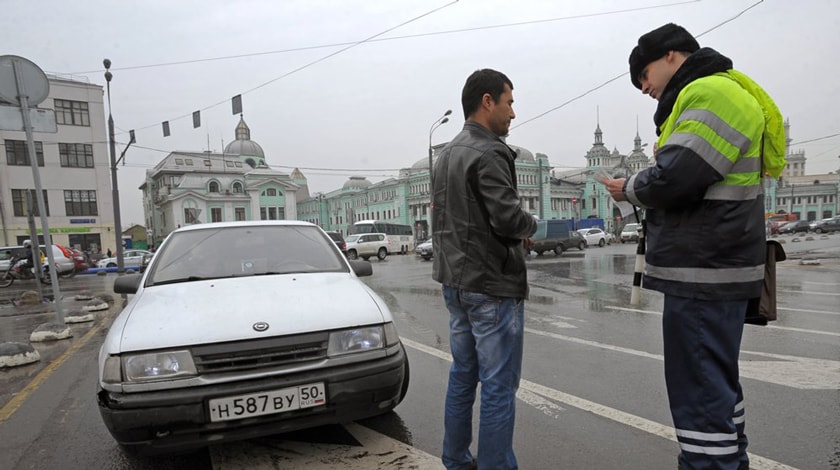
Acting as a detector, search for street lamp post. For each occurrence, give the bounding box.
[104,59,135,273]
[428,110,452,236]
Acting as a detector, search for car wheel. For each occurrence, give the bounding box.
[815,228,823,233]
[0,272,14,288]
[535,250,543,256]
[578,241,586,250]
[598,238,605,247]
[347,250,358,260]
[554,245,564,256]
[377,248,387,261]
[620,239,625,244]
[59,269,76,278]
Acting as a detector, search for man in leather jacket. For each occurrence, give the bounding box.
[432,68,537,470]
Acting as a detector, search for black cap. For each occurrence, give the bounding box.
[629,23,700,89]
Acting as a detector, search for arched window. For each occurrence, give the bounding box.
[208,181,220,193]
[232,182,243,193]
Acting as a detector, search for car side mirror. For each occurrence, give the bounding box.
[113,273,142,294]
[349,260,372,277]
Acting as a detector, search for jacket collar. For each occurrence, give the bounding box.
[654,47,733,134]
[463,121,518,160]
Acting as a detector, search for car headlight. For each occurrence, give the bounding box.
[328,326,384,356]
[122,350,197,382]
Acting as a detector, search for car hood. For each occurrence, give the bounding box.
[114,273,387,353]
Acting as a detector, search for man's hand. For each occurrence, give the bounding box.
[523,238,533,250]
[602,177,627,202]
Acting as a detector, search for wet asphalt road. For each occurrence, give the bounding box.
[0,232,838,469]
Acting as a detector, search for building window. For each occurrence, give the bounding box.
[232,182,243,193]
[5,140,44,166]
[64,190,98,216]
[12,189,50,216]
[263,188,277,197]
[260,207,285,220]
[54,99,90,126]
[184,208,200,224]
[211,207,222,222]
[185,159,194,166]
[59,143,94,168]
[175,158,184,165]
[208,181,220,193]
[235,207,246,221]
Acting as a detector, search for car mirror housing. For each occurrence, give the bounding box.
[114,273,143,294]
[349,260,373,277]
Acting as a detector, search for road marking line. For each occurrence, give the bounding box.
[777,289,840,296]
[778,307,840,316]
[401,337,798,470]
[0,323,102,422]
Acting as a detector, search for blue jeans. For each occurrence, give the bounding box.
[663,295,749,470]
[441,286,524,470]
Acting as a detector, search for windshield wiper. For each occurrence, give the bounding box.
[150,275,232,286]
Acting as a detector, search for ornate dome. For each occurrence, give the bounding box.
[224,116,265,158]
[342,176,372,190]
[412,156,432,170]
[509,144,535,162]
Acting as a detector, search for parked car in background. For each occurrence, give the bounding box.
[620,223,641,243]
[777,220,810,234]
[577,227,608,247]
[529,219,586,255]
[812,217,840,234]
[97,249,152,268]
[345,233,389,261]
[325,231,347,255]
[0,244,75,276]
[97,221,408,455]
[68,247,91,273]
[415,239,433,260]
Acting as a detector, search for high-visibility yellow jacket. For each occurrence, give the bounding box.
[625,49,785,300]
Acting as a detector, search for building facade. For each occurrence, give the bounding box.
[142,118,837,243]
[0,75,114,253]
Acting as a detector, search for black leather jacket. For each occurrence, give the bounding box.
[432,122,537,299]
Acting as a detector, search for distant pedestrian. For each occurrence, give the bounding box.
[432,68,537,470]
[106,248,112,258]
[603,23,785,470]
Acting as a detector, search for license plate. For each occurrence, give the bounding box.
[208,382,326,422]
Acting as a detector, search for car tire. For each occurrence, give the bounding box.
[578,241,586,251]
[59,269,76,278]
[347,250,358,260]
[598,238,605,247]
[0,272,14,288]
[815,228,823,233]
[377,248,387,261]
[554,245,564,256]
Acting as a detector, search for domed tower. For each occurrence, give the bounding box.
[224,116,267,169]
[585,122,611,168]
[626,130,650,173]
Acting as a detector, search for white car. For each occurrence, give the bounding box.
[345,233,389,261]
[415,239,433,260]
[96,221,408,455]
[0,244,75,275]
[577,227,608,247]
[97,249,152,268]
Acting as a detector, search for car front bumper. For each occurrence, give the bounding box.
[97,347,407,454]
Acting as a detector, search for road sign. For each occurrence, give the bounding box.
[0,55,49,106]
[0,105,57,132]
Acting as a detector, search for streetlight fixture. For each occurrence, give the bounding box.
[427,109,452,236]
[428,109,452,190]
[104,59,135,273]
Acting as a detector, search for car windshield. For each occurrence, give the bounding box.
[146,225,348,286]
[622,224,639,232]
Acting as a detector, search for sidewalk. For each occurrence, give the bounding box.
[0,274,121,409]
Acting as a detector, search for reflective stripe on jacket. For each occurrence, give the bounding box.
[626,72,774,300]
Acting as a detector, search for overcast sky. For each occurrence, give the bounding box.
[4,0,839,225]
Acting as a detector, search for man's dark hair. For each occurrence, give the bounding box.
[461,69,513,119]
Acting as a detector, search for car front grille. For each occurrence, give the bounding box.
[191,332,329,374]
